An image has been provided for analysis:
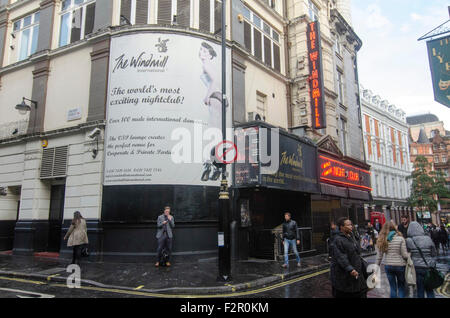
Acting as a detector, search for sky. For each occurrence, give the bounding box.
[351,0,450,129]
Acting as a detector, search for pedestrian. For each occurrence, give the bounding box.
[438,225,448,254]
[281,212,301,268]
[374,219,382,233]
[398,215,410,239]
[375,222,409,298]
[366,223,376,251]
[330,217,368,298]
[155,205,175,267]
[430,225,440,256]
[406,221,438,298]
[64,211,89,265]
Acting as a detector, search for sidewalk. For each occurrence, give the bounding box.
[0,252,376,295]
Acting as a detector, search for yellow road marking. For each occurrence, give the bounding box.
[47,274,61,281]
[134,285,145,290]
[0,276,47,286]
[0,269,331,298]
[48,269,331,298]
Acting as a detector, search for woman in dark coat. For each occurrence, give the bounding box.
[330,217,368,298]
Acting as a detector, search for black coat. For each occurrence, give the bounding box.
[282,220,299,240]
[330,232,368,294]
[398,224,408,238]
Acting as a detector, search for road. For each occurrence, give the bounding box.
[0,254,448,298]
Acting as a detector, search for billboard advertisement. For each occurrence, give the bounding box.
[104,33,232,186]
[427,36,449,108]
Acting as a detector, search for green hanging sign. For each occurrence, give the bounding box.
[427,36,450,108]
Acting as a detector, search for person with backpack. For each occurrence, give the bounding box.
[406,221,438,298]
[64,211,89,266]
[375,222,409,298]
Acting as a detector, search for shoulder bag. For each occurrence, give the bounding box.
[411,238,444,290]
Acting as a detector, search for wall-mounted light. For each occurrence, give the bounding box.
[237,14,244,23]
[15,97,38,131]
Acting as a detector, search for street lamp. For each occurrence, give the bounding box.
[217,0,231,282]
[15,97,38,133]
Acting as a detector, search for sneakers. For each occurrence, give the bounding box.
[155,262,159,267]
[166,262,171,267]
[297,262,301,267]
[281,264,288,268]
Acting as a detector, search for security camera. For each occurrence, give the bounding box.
[0,187,7,196]
[88,128,101,139]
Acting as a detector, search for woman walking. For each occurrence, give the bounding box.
[64,211,88,265]
[375,222,409,298]
[406,221,437,298]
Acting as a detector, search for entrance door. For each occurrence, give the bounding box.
[47,185,66,252]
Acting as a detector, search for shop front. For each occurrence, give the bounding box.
[312,137,372,254]
[231,122,320,260]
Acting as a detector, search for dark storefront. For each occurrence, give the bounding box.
[231,122,320,260]
[312,136,372,254]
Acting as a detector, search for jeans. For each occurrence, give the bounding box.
[415,268,436,298]
[384,265,406,298]
[156,233,173,263]
[284,239,301,265]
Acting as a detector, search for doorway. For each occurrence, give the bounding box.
[47,184,66,252]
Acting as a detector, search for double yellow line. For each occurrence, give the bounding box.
[0,269,330,298]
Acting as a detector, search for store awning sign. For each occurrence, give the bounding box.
[319,155,372,191]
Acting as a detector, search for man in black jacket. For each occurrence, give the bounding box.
[398,216,409,239]
[330,217,368,298]
[282,212,301,268]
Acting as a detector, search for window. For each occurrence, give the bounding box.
[242,5,281,72]
[337,70,344,105]
[442,155,447,163]
[12,12,40,61]
[120,0,151,25]
[308,0,319,21]
[339,117,347,155]
[256,92,267,118]
[197,0,221,33]
[59,0,96,47]
[334,36,341,55]
[434,155,440,164]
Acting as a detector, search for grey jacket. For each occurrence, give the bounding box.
[156,214,175,239]
[406,222,437,269]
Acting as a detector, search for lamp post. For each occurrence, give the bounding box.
[15,97,38,133]
[217,0,231,282]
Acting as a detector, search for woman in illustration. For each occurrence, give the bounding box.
[199,42,222,130]
[199,42,223,182]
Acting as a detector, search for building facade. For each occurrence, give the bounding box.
[0,0,367,260]
[360,85,413,225]
[407,114,450,225]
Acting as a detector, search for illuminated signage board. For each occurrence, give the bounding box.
[319,156,371,191]
[307,21,326,129]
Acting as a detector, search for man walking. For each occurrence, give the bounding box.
[330,217,368,298]
[398,216,409,239]
[282,212,301,268]
[155,205,175,267]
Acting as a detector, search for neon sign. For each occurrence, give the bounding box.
[319,156,372,191]
[307,21,326,129]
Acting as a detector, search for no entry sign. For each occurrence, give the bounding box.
[215,141,237,164]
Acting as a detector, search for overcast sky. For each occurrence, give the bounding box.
[351,0,450,129]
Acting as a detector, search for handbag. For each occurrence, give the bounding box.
[411,239,444,290]
[405,255,416,286]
